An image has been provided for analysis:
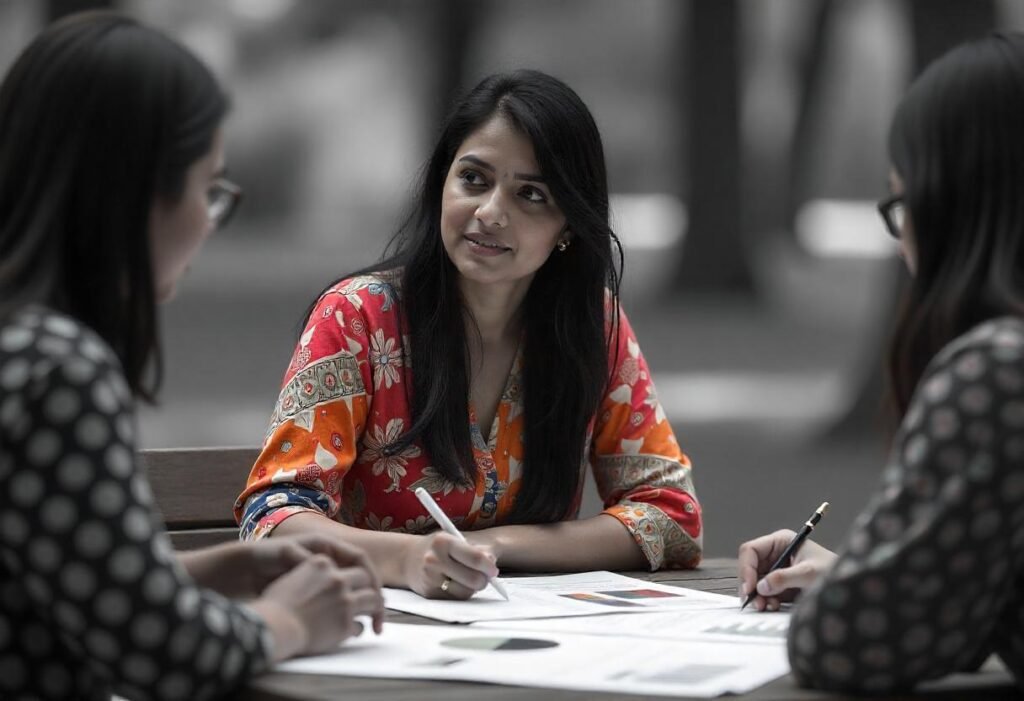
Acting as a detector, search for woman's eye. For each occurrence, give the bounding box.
[459,170,487,187]
[521,186,547,204]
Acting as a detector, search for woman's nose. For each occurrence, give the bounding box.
[475,188,509,228]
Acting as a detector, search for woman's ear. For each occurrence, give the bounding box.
[555,224,572,251]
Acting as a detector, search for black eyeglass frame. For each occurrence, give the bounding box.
[877,193,905,240]
[208,177,243,229]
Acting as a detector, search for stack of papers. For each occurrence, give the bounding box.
[382,570,738,623]
[274,571,793,698]
[474,608,790,646]
[278,621,789,698]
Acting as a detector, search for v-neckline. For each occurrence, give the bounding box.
[469,344,522,453]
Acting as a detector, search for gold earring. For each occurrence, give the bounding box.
[557,240,569,252]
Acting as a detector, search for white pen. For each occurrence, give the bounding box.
[413,487,510,601]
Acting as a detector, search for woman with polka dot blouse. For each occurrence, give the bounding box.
[0,11,383,701]
[739,33,1024,694]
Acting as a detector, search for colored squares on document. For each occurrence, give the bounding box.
[597,588,682,600]
[559,593,642,607]
[441,636,560,651]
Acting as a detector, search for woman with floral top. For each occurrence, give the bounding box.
[237,70,703,599]
[739,34,1024,693]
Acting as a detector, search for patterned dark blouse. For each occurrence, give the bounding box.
[788,317,1024,693]
[0,307,270,700]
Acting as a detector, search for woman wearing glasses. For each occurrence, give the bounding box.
[235,70,703,600]
[0,12,383,701]
[739,33,1024,693]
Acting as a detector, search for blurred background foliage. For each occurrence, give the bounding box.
[1,0,1019,554]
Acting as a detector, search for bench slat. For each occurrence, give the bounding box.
[142,446,258,534]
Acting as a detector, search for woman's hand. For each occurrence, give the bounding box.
[401,532,499,600]
[247,532,382,597]
[737,529,837,611]
[180,533,382,604]
[251,553,386,661]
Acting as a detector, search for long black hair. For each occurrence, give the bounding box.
[886,33,1024,418]
[0,10,227,401]
[308,70,622,522]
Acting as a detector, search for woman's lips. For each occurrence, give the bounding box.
[464,234,511,256]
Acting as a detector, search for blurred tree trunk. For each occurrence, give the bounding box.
[47,0,112,21]
[786,0,837,230]
[826,0,996,440]
[823,263,904,442]
[910,0,996,68]
[744,1,836,246]
[424,0,481,134]
[675,0,754,293]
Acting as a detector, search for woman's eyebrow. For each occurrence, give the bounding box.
[458,155,494,172]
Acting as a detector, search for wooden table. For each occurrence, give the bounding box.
[243,558,1018,701]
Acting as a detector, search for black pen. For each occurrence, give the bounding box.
[741,501,829,611]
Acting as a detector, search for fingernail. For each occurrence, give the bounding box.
[756,579,771,596]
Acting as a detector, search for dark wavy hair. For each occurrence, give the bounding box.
[308,69,623,522]
[886,33,1024,417]
[0,11,227,401]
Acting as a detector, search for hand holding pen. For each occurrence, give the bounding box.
[737,502,835,611]
[414,488,510,601]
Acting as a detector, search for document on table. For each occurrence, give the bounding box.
[472,607,791,646]
[275,621,791,698]
[383,570,737,623]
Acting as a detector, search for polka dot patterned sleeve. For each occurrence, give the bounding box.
[787,317,1024,694]
[0,309,270,701]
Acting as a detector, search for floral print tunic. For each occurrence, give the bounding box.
[788,317,1024,693]
[235,273,702,570]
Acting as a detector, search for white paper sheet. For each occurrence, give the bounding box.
[383,571,736,623]
[472,607,791,646]
[275,621,790,698]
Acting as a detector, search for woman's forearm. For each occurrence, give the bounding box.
[271,511,417,587]
[177,542,254,596]
[468,513,648,572]
[269,511,648,586]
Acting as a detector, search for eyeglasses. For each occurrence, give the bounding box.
[207,177,243,229]
[877,193,905,240]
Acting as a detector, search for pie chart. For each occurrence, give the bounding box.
[441,636,559,651]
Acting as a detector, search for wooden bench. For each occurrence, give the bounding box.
[142,446,259,551]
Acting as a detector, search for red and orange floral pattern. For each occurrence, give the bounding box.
[235,273,702,569]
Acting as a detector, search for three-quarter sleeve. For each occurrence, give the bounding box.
[787,318,1024,693]
[0,312,269,701]
[235,288,373,540]
[591,306,703,570]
